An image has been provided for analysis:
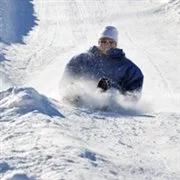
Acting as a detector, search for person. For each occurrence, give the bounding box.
[61,26,144,101]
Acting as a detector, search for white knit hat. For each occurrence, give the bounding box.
[99,26,118,43]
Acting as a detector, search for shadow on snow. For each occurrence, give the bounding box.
[0,0,38,61]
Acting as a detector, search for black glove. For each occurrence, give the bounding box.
[97,78,110,92]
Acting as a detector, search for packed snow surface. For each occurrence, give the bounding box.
[0,0,180,179]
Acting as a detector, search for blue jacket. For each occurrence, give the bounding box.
[62,46,144,93]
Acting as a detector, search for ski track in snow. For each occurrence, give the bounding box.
[0,0,180,179]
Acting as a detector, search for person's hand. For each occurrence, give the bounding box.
[97,78,110,92]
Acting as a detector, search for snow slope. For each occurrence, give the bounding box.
[0,0,180,179]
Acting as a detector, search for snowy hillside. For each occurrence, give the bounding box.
[0,0,180,179]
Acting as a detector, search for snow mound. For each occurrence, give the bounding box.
[0,87,63,117]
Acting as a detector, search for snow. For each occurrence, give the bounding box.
[0,0,180,179]
[0,87,63,118]
[2,172,34,180]
[0,162,10,173]
[0,0,37,44]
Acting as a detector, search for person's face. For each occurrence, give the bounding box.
[98,37,117,54]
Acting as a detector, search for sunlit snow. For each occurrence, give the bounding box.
[0,0,180,179]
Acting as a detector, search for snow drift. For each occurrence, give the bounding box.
[0,87,63,118]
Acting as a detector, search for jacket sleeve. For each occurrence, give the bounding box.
[119,64,144,94]
[62,53,88,80]
[60,53,91,88]
[63,56,81,78]
[60,56,80,89]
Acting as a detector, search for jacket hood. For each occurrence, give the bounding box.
[88,46,125,60]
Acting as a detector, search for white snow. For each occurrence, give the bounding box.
[0,87,62,118]
[0,0,180,179]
